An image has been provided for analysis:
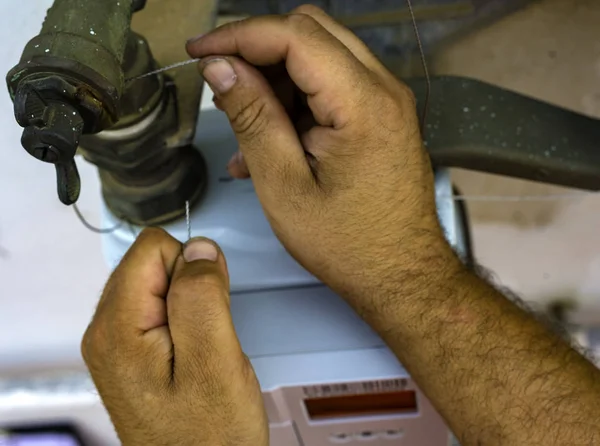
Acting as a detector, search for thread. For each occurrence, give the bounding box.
[185,200,192,241]
[128,222,140,239]
[126,58,202,83]
[73,203,123,234]
[406,0,431,132]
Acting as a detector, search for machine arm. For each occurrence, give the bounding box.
[408,76,600,190]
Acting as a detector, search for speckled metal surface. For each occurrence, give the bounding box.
[407,76,600,190]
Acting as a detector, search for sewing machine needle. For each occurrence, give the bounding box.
[185,200,191,241]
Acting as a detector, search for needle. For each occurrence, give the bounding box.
[185,200,191,241]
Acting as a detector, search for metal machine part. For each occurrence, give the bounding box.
[6,0,216,225]
[78,31,206,225]
[6,0,132,205]
[408,76,600,190]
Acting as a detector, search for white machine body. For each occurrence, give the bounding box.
[1,100,467,445]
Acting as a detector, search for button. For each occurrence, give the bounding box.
[356,431,377,442]
[383,429,404,440]
[330,433,352,444]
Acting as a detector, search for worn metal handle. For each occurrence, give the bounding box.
[407,76,600,191]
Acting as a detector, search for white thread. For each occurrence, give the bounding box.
[126,58,202,83]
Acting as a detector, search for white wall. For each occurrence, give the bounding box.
[0,1,109,372]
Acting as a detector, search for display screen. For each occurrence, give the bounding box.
[0,428,82,446]
[305,390,418,420]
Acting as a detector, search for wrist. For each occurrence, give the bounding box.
[345,232,466,329]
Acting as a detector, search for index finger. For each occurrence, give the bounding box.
[96,227,182,333]
[187,13,375,127]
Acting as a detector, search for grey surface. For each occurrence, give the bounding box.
[407,76,600,190]
[219,0,532,76]
[589,328,600,348]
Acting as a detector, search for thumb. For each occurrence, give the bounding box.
[166,237,241,376]
[200,57,313,194]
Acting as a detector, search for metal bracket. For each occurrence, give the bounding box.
[407,76,600,190]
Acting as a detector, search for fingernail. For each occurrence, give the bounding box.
[186,33,205,44]
[202,59,237,95]
[183,238,218,262]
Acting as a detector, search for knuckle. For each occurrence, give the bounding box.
[80,326,93,363]
[366,84,411,134]
[81,321,109,367]
[378,91,402,117]
[137,226,169,242]
[397,82,417,109]
[287,12,321,35]
[291,4,326,17]
[229,96,269,140]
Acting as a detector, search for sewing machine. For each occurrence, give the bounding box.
[3,1,600,445]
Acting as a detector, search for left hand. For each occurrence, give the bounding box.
[82,228,268,446]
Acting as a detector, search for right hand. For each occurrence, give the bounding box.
[187,6,456,306]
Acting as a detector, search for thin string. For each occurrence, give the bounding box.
[128,222,140,239]
[126,58,202,83]
[406,0,431,131]
[72,201,200,237]
[402,4,595,203]
[185,200,192,241]
[72,192,595,236]
[73,203,123,234]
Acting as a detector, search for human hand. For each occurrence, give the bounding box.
[82,229,268,446]
[187,6,457,308]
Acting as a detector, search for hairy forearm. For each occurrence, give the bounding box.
[354,242,600,445]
